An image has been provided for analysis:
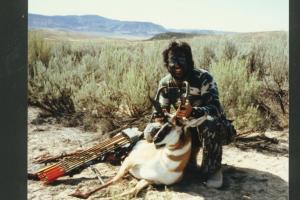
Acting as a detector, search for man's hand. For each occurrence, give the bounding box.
[176,102,192,118]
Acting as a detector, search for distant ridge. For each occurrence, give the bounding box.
[29,13,167,38]
[167,28,236,35]
[149,32,201,40]
[28,13,235,39]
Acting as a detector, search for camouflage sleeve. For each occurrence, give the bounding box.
[190,72,223,118]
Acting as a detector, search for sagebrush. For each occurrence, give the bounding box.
[28,31,288,132]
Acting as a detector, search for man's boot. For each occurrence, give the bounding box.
[206,168,223,188]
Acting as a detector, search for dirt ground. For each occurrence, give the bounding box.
[27,107,288,200]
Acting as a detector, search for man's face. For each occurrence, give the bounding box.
[168,52,188,79]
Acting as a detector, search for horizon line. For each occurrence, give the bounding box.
[28,12,289,33]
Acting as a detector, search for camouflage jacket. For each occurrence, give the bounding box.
[157,68,224,118]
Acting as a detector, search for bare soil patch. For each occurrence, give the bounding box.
[28,107,288,200]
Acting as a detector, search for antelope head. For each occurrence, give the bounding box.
[152,114,207,149]
[153,120,181,148]
[149,94,208,149]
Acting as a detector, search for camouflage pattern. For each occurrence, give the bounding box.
[158,68,223,116]
[156,68,224,178]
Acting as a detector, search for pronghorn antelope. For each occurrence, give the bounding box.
[70,114,208,199]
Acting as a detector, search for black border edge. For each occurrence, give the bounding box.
[289,0,300,200]
[0,0,297,199]
[0,0,27,199]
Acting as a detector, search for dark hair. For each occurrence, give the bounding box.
[162,41,195,70]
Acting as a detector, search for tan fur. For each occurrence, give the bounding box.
[70,117,206,199]
[167,134,191,172]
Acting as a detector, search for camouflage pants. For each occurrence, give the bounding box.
[188,118,223,178]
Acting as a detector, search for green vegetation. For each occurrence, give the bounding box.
[149,32,200,40]
[28,31,288,132]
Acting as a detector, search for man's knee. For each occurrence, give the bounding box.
[198,118,220,140]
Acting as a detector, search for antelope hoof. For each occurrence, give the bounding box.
[69,189,89,199]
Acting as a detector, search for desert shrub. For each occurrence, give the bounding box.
[260,36,289,128]
[28,31,288,132]
[28,57,77,116]
[199,46,216,70]
[222,40,238,60]
[28,33,52,78]
[210,59,266,131]
[245,44,267,79]
[28,37,166,120]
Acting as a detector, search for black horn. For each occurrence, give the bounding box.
[148,95,168,123]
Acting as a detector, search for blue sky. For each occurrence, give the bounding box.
[29,0,288,32]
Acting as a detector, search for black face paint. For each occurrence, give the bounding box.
[168,52,189,80]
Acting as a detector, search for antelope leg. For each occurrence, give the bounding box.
[69,158,133,199]
[119,179,152,198]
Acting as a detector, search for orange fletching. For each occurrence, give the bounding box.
[37,165,65,184]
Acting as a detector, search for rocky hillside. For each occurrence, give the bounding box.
[28,14,233,39]
[29,14,167,38]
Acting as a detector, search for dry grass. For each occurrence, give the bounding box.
[28,30,288,132]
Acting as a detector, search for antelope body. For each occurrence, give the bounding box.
[127,124,191,185]
[70,115,207,199]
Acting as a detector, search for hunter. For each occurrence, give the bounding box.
[145,41,225,188]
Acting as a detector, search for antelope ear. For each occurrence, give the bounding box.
[166,113,175,124]
[171,115,177,125]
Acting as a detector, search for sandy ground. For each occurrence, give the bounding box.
[27,107,288,200]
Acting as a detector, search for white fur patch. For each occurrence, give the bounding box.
[189,87,201,95]
[185,115,207,127]
[201,83,210,95]
[125,117,201,186]
[161,153,181,169]
[159,95,169,105]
